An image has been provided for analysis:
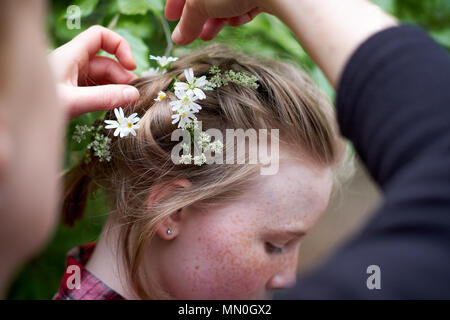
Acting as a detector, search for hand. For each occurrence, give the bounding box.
[166,0,397,86]
[165,0,275,45]
[49,25,141,119]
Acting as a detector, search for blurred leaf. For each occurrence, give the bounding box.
[116,15,155,38]
[70,0,99,18]
[110,28,150,74]
[117,0,163,15]
[372,0,396,13]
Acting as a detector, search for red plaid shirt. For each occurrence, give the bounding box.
[53,242,125,300]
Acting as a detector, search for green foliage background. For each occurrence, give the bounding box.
[6,0,450,299]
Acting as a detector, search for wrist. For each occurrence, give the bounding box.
[258,0,297,19]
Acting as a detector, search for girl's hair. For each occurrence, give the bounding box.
[62,44,353,299]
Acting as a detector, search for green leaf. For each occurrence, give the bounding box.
[116,15,155,38]
[102,28,150,74]
[63,0,99,18]
[147,0,164,15]
[371,0,395,14]
[117,0,163,15]
[76,0,100,17]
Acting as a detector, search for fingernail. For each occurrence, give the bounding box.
[123,87,139,102]
[172,26,185,44]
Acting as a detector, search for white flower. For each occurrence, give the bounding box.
[171,107,197,129]
[179,154,192,165]
[209,140,223,153]
[105,107,125,128]
[154,91,167,102]
[174,68,209,100]
[197,132,211,148]
[122,113,140,137]
[104,107,140,138]
[182,143,191,152]
[149,55,178,68]
[141,67,165,77]
[170,90,202,114]
[193,153,207,166]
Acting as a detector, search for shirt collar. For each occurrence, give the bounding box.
[53,242,125,300]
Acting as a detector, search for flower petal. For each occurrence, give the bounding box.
[114,108,120,120]
[131,117,140,124]
[194,88,206,100]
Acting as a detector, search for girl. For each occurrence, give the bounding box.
[55,44,352,299]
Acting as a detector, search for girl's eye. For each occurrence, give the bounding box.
[265,242,283,255]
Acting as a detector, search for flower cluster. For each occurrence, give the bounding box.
[78,54,258,166]
[151,62,259,166]
[73,124,111,163]
[205,65,259,90]
[162,68,224,166]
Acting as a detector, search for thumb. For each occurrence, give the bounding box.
[66,84,140,119]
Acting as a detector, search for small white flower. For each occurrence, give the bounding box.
[193,153,207,166]
[149,55,178,68]
[171,107,197,129]
[122,113,140,137]
[154,91,167,102]
[141,67,165,77]
[104,108,140,138]
[209,140,223,153]
[179,154,192,165]
[174,68,209,100]
[197,132,211,148]
[182,143,191,152]
[105,107,125,129]
[170,90,202,114]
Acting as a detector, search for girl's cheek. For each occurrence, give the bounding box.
[186,225,278,299]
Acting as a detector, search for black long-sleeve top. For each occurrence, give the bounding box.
[281,25,450,299]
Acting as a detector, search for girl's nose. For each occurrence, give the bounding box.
[266,259,298,290]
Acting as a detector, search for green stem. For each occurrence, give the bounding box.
[159,14,173,57]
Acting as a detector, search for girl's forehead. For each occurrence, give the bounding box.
[214,160,333,228]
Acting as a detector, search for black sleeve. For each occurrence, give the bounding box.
[279,25,450,299]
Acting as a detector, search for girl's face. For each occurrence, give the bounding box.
[153,156,334,299]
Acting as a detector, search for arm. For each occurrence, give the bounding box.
[167,0,450,298]
[165,0,397,86]
[282,25,450,299]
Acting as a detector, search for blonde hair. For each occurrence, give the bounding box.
[63,44,353,299]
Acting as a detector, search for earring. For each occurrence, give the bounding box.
[166,228,173,235]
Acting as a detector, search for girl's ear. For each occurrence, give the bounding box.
[153,179,192,240]
[156,207,184,240]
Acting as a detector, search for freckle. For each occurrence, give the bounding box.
[197,237,201,241]
[195,265,199,270]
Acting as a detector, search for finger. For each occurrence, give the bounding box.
[165,0,186,21]
[72,25,136,70]
[82,56,137,86]
[172,1,209,45]
[228,8,262,27]
[67,85,140,118]
[199,18,228,41]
